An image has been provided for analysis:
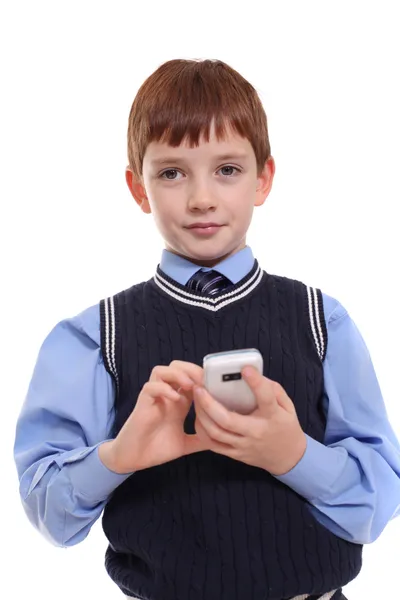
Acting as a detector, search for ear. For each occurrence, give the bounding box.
[125,167,151,214]
[254,156,275,207]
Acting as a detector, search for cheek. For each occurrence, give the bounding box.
[151,199,181,234]
[147,189,175,218]
[229,194,256,223]
[159,202,180,220]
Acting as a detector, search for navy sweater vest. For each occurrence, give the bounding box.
[99,260,362,600]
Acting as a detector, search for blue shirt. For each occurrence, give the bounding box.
[13,247,400,548]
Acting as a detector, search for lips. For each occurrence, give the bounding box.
[186,222,222,229]
[185,222,224,237]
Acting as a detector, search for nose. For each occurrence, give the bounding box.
[187,182,217,212]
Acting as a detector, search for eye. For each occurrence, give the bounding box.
[159,169,182,180]
[219,165,241,177]
[158,165,242,181]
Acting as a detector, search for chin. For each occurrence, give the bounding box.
[177,244,241,266]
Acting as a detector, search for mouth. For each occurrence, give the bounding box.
[185,223,224,236]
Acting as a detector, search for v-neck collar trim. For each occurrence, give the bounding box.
[152,259,265,312]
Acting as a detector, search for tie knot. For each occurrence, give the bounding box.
[186,269,232,296]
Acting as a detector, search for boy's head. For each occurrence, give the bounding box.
[126,58,275,267]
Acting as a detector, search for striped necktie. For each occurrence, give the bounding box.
[186,269,232,296]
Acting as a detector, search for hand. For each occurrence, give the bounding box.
[99,361,207,474]
[193,366,307,476]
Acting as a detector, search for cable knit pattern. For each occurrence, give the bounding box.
[100,268,362,600]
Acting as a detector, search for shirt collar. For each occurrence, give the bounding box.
[159,246,255,286]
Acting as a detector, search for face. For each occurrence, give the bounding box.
[126,120,275,267]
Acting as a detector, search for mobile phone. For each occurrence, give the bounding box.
[203,348,263,414]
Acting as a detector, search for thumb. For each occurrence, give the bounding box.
[242,366,279,417]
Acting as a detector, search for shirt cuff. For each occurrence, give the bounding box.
[274,434,347,501]
[65,443,133,503]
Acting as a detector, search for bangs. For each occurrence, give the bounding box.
[128,59,271,177]
[146,68,256,148]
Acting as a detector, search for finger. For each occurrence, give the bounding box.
[170,360,204,385]
[194,419,241,462]
[274,383,295,413]
[193,386,247,435]
[150,362,203,386]
[195,402,243,446]
[143,381,181,402]
[150,365,199,390]
[241,367,279,418]
[194,416,236,452]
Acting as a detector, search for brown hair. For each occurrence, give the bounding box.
[127,58,271,181]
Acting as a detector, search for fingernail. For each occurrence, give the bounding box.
[242,367,253,377]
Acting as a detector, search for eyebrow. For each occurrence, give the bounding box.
[151,153,250,166]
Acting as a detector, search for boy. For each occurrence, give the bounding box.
[14,58,400,600]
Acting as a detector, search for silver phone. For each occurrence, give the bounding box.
[203,348,263,414]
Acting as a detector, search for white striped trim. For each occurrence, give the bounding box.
[153,264,263,312]
[109,295,118,383]
[126,590,337,599]
[319,591,337,600]
[306,285,325,361]
[155,263,262,304]
[104,296,119,389]
[291,590,337,600]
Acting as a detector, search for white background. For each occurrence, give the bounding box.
[1,1,400,598]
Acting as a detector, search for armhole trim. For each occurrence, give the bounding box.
[99,296,120,392]
[306,285,328,362]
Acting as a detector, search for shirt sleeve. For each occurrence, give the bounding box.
[13,304,131,547]
[275,293,400,544]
